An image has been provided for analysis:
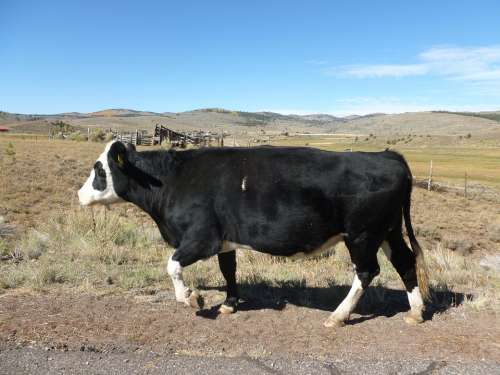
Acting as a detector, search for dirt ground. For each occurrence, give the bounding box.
[1,289,499,363]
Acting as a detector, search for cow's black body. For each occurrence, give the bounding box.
[114,146,407,254]
[104,143,428,318]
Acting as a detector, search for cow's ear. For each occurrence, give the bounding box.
[108,141,128,169]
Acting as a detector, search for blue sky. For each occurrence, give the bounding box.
[1,0,500,115]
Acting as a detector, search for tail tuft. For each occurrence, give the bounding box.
[411,239,431,301]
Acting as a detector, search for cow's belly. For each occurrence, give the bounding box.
[221,233,344,259]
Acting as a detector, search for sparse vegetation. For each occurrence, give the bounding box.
[487,223,500,242]
[0,209,165,291]
[0,137,499,317]
[0,207,498,312]
[89,128,107,142]
[68,131,88,141]
[50,120,75,134]
[4,142,16,158]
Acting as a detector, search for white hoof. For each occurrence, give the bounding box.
[323,316,346,328]
[404,312,424,325]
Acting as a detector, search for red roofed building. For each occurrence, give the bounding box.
[0,126,10,132]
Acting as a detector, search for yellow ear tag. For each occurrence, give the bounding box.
[117,154,124,167]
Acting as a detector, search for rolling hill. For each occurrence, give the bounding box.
[0,108,499,137]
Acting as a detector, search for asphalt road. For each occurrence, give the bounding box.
[0,346,498,375]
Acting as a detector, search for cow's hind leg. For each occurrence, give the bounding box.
[218,251,239,314]
[382,230,424,325]
[324,234,381,327]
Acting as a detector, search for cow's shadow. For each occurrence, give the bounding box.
[197,280,469,324]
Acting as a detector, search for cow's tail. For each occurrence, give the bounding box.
[401,162,431,301]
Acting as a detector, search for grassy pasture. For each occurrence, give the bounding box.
[272,134,500,189]
[0,136,499,313]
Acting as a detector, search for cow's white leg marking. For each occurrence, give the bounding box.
[166,256,204,309]
[167,256,190,303]
[241,176,247,191]
[382,241,424,324]
[324,273,364,327]
[381,241,392,260]
[404,286,424,325]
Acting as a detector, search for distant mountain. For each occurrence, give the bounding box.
[343,113,386,120]
[90,108,161,117]
[1,108,499,137]
[299,114,344,122]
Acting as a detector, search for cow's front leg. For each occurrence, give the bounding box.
[218,251,239,314]
[166,230,222,309]
[167,254,204,309]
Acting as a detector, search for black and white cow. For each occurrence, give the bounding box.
[78,141,430,327]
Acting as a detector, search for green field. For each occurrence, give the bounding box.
[271,135,500,189]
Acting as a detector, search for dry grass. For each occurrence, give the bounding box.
[0,208,165,291]
[0,207,498,313]
[1,136,499,313]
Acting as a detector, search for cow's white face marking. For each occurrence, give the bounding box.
[241,176,247,191]
[78,141,123,206]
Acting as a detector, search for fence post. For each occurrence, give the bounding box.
[427,160,433,191]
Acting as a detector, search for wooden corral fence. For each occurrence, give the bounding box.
[153,125,224,148]
[111,125,224,148]
[113,129,154,146]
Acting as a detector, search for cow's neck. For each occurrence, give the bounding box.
[122,150,174,219]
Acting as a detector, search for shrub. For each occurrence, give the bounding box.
[68,131,88,142]
[89,129,106,142]
[15,230,49,260]
[415,225,442,241]
[0,271,27,289]
[0,238,9,258]
[50,120,75,133]
[104,132,115,142]
[487,223,500,242]
[443,236,474,255]
[4,142,16,158]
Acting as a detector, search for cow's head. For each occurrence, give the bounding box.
[78,141,133,206]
